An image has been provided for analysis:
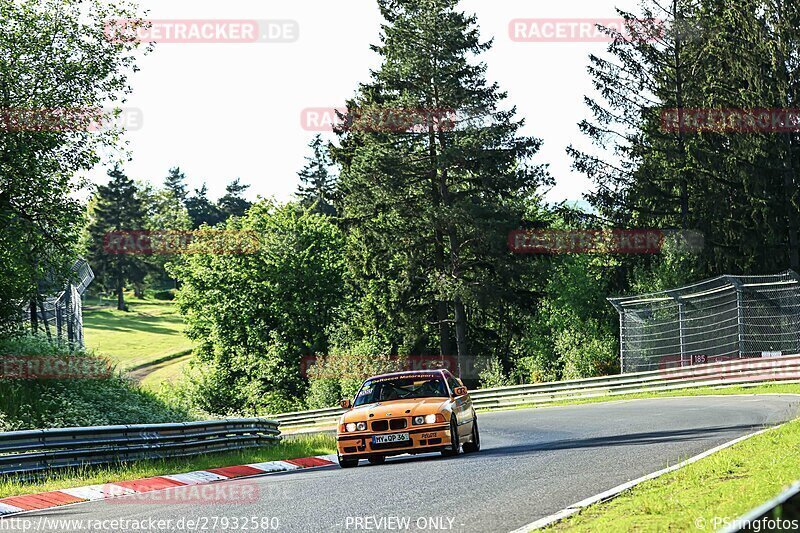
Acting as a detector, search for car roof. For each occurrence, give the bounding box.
[367,369,448,381]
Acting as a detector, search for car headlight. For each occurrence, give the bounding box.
[413,416,425,425]
[345,423,356,432]
[425,414,437,424]
[356,422,367,431]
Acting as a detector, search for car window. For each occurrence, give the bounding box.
[354,374,449,406]
[447,375,461,394]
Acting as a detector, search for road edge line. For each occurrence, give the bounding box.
[509,423,784,532]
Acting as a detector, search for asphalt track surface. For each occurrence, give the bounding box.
[6,395,800,533]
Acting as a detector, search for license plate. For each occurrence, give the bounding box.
[372,433,410,445]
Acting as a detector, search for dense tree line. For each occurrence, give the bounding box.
[3,0,800,418]
[0,0,143,334]
[84,166,253,310]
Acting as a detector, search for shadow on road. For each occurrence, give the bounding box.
[476,423,763,458]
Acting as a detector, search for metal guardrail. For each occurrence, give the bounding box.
[722,481,800,532]
[272,355,800,428]
[0,418,280,476]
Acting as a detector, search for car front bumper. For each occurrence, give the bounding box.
[336,423,451,458]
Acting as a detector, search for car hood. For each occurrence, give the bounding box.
[341,398,449,423]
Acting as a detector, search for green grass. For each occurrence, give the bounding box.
[545,413,800,532]
[82,294,193,371]
[139,351,193,391]
[0,433,336,499]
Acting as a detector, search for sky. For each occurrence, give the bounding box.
[93,0,639,205]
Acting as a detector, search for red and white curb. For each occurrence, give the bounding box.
[0,454,338,517]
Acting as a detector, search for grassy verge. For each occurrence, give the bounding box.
[0,433,336,499]
[545,415,800,531]
[82,294,193,371]
[139,351,194,391]
[0,335,189,430]
[481,382,800,413]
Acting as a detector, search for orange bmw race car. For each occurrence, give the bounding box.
[336,369,480,467]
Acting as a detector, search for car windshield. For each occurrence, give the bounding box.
[354,374,449,406]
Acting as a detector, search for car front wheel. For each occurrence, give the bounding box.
[462,418,480,453]
[441,417,461,457]
[338,456,358,468]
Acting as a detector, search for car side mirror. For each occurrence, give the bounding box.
[340,399,352,409]
[453,386,467,396]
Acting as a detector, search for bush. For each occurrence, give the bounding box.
[153,289,176,301]
[0,335,191,429]
[168,202,347,417]
[478,357,512,389]
[553,324,618,380]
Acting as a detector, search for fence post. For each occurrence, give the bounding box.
[608,299,625,372]
[65,286,75,348]
[785,270,800,354]
[678,301,686,364]
[725,276,746,358]
[666,291,686,365]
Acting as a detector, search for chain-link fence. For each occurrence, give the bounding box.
[609,271,800,373]
[24,259,94,348]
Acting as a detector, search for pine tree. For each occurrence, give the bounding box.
[217,178,252,220]
[333,0,549,375]
[568,0,800,275]
[297,135,337,217]
[163,166,188,204]
[185,183,223,228]
[86,165,147,310]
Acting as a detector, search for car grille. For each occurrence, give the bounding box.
[390,418,407,430]
[371,418,408,432]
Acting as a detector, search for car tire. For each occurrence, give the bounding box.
[462,418,480,453]
[338,456,358,468]
[367,455,386,465]
[441,416,461,457]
